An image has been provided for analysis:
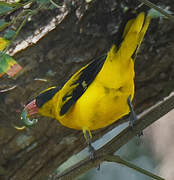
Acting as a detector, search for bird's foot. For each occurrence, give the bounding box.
[88,143,101,170]
[127,96,144,137]
[127,96,138,128]
[129,110,138,128]
[88,143,95,160]
[83,129,101,169]
[83,129,95,159]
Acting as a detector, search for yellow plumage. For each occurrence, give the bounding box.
[22,11,150,148]
[56,45,135,131]
[38,12,150,132]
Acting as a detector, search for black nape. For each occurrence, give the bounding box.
[36,86,61,108]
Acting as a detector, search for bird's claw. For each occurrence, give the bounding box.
[88,143,95,160]
[127,96,138,128]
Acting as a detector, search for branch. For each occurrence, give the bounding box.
[49,92,174,180]
[105,155,165,180]
[137,0,174,23]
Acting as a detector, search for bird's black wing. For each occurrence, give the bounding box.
[60,55,106,116]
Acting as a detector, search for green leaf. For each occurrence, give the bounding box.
[0,20,5,27]
[49,4,56,9]
[21,109,38,127]
[0,53,11,74]
[36,0,49,4]
[4,30,16,40]
[0,2,23,8]
[0,37,9,51]
[0,52,22,77]
[0,5,12,14]
[0,20,11,31]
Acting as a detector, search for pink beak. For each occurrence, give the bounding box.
[24,99,39,116]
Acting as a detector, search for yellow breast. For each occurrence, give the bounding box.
[58,56,135,131]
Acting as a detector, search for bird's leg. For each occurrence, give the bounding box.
[127,96,143,136]
[84,130,95,159]
[127,96,138,128]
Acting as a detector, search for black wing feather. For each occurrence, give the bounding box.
[60,55,106,116]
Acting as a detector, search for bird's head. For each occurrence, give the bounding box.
[20,86,60,128]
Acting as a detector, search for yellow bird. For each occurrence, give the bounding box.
[21,10,150,158]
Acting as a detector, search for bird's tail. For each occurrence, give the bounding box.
[113,10,150,61]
